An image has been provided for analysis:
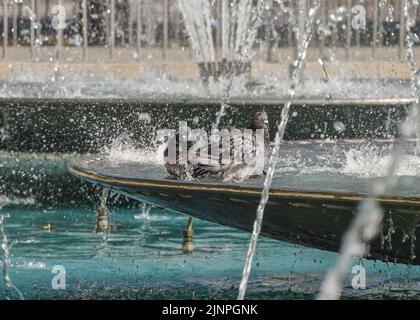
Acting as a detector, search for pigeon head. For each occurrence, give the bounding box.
[249,111,270,152]
[249,111,269,130]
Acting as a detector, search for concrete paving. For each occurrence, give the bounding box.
[0,46,417,80]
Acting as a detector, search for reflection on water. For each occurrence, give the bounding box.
[0,203,419,300]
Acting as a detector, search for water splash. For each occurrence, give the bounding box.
[318,0,420,300]
[98,188,110,235]
[17,261,47,270]
[317,147,408,299]
[22,5,43,61]
[179,0,270,130]
[318,198,384,300]
[134,203,153,221]
[22,6,41,30]
[383,214,395,250]
[0,195,36,207]
[237,0,321,300]
[178,0,216,63]
[341,146,420,177]
[212,0,268,128]
[0,214,24,300]
[91,189,112,258]
[0,67,413,100]
[404,0,420,152]
[274,141,420,178]
[318,58,329,83]
[104,132,166,165]
[409,227,417,261]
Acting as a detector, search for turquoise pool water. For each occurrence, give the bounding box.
[1,202,419,300]
[1,146,420,300]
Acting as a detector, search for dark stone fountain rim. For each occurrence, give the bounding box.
[0,97,415,107]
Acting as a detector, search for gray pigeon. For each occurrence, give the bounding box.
[164,112,270,181]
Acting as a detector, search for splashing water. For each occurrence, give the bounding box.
[0,67,413,100]
[179,0,270,129]
[404,0,420,152]
[317,198,384,300]
[212,0,268,128]
[318,0,420,300]
[98,188,109,214]
[0,214,24,300]
[104,132,166,165]
[237,0,322,300]
[0,195,36,208]
[318,58,329,83]
[22,6,41,30]
[134,203,153,221]
[340,146,420,177]
[98,188,110,241]
[22,5,43,61]
[91,189,112,258]
[274,141,420,178]
[178,0,216,63]
[179,0,269,128]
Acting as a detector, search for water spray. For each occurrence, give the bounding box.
[0,214,24,300]
[237,0,322,300]
[318,0,420,300]
[96,188,110,233]
[210,0,268,128]
[318,58,330,83]
[182,217,194,254]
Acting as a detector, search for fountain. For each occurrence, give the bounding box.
[60,0,420,300]
[318,0,420,300]
[238,0,322,300]
[178,0,263,84]
[0,214,24,300]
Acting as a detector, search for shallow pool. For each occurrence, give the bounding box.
[1,202,419,300]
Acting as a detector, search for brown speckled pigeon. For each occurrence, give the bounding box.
[164,112,270,181]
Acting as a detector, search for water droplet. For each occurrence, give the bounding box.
[333,121,346,133]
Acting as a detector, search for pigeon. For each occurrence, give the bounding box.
[164,112,270,181]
